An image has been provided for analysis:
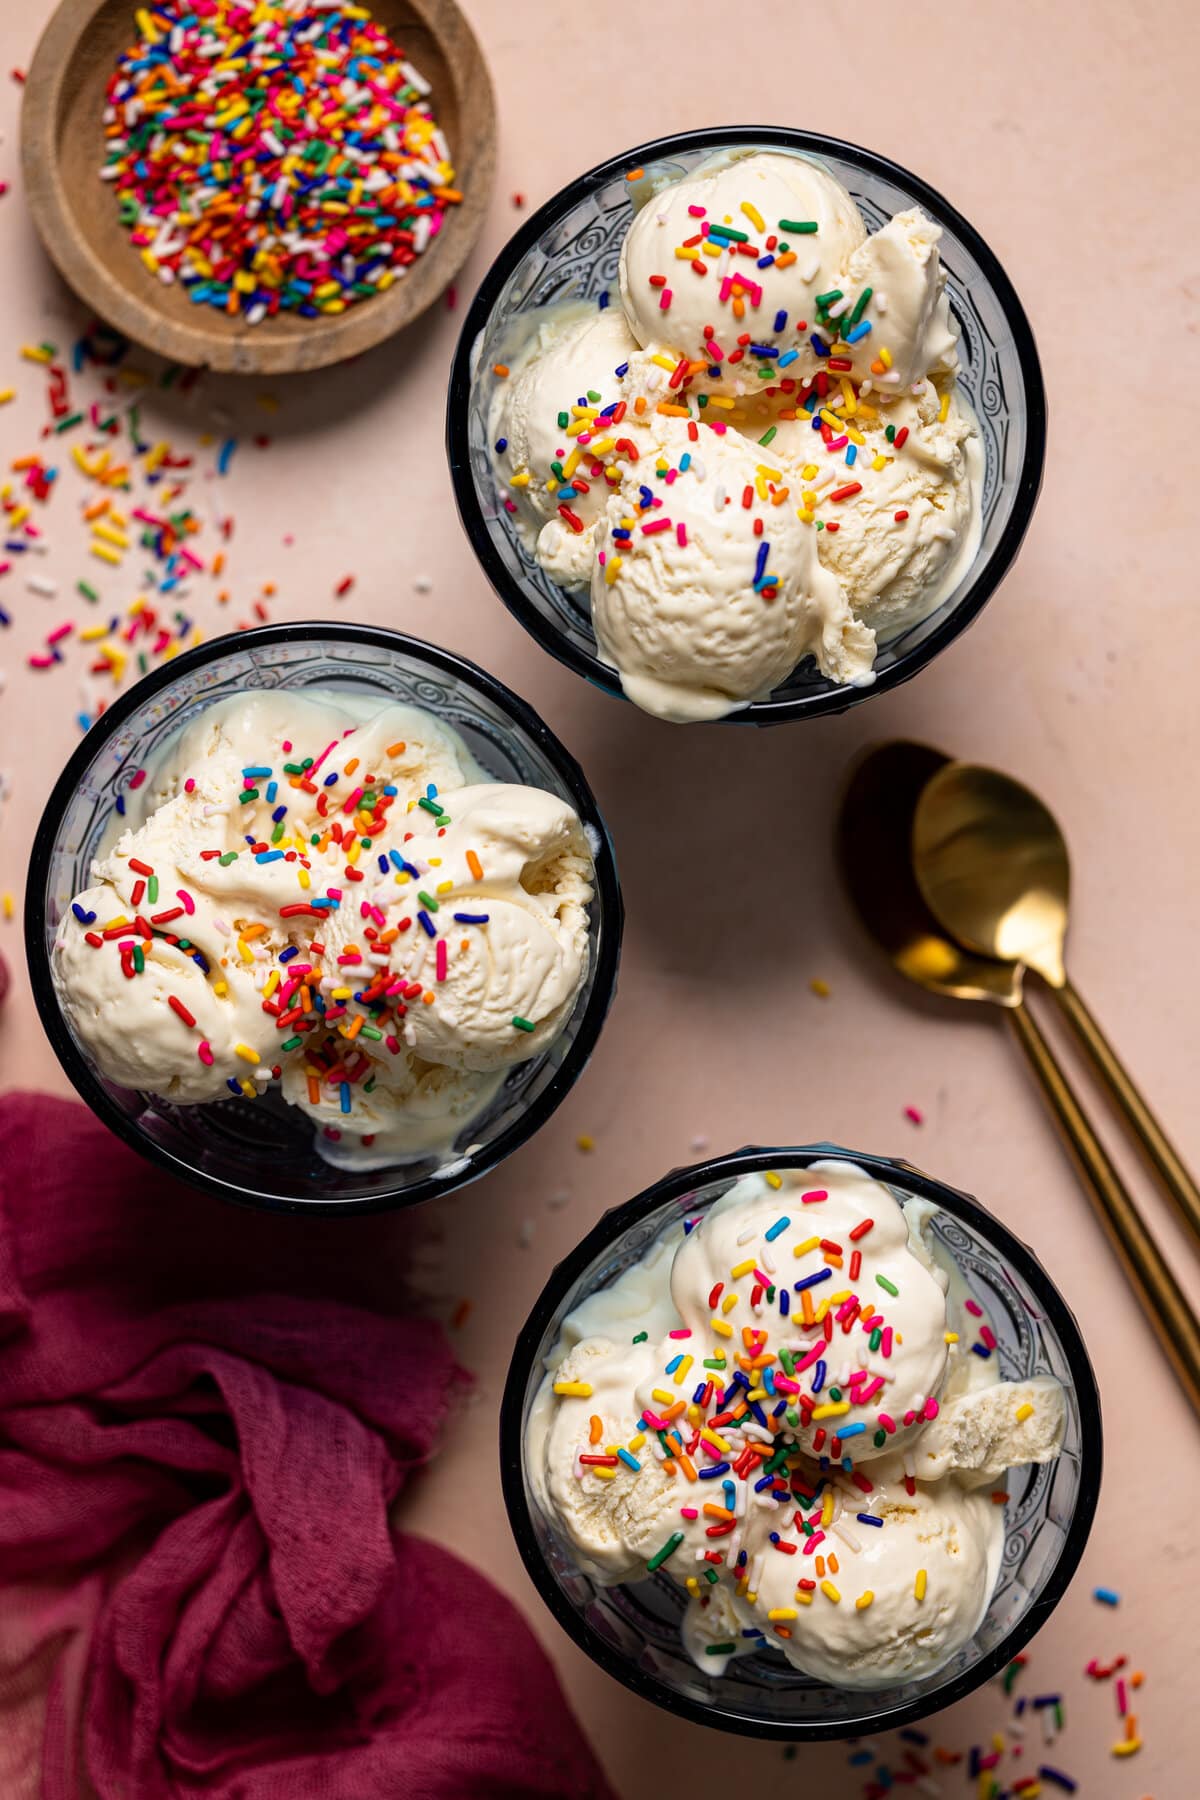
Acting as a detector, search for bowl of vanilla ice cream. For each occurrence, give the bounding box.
[26,624,622,1212]
[448,129,1045,724]
[502,1147,1099,1737]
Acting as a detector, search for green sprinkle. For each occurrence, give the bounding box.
[77,580,100,603]
[1003,1659,1024,1695]
[829,1387,843,1403]
[646,1530,684,1572]
[632,1331,648,1343]
[586,388,601,403]
[54,411,84,433]
[417,796,444,817]
[360,1025,383,1041]
[702,1567,719,1585]
[219,851,238,866]
[786,1407,800,1427]
[177,940,191,951]
[869,1328,882,1352]
[702,1356,725,1370]
[280,1035,302,1052]
[847,285,873,327]
[557,411,569,429]
[512,1015,536,1033]
[874,1429,887,1448]
[758,425,777,447]
[815,289,843,308]
[779,1346,796,1376]
[271,823,285,843]
[132,945,144,973]
[778,219,818,234]
[238,788,259,804]
[709,225,748,243]
[282,762,305,775]
[885,423,896,443]
[875,1274,899,1297]
[705,1642,736,1655]
[147,875,159,903]
[416,890,439,911]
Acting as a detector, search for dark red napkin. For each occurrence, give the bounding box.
[0,1094,614,1800]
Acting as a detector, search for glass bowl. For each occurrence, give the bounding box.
[25,624,623,1214]
[500,1145,1100,1739]
[447,127,1047,725]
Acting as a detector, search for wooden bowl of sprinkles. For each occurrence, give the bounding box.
[21,0,496,375]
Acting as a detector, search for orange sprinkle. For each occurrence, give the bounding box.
[589,1414,603,1445]
[677,1453,698,1481]
[306,1075,320,1105]
[625,167,644,182]
[466,849,483,880]
[492,362,510,377]
[344,756,359,775]
[386,741,407,757]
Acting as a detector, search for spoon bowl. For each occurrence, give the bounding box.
[912,763,1070,985]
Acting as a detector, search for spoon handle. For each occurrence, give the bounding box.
[1006,1000,1200,1418]
[1049,978,1200,1247]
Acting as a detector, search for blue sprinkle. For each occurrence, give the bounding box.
[665,1354,683,1375]
[339,1082,352,1115]
[679,452,691,472]
[116,795,126,815]
[899,1728,929,1746]
[1093,1586,1120,1606]
[754,1473,778,1494]
[748,343,778,358]
[753,541,769,583]
[388,849,406,872]
[692,1381,708,1405]
[773,310,787,332]
[764,1215,790,1242]
[278,946,299,963]
[857,1512,884,1527]
[794,1268,832,1293]
[226,1077,242,1095]
[378,854,391,874]
[697,1461,730,1479]
[453,912,490,924]
[811,1359,826,1392]
[971,1343,992,1359]
[810,333,830,357]
[72,902,97,924]
[598,290,610,310]
[425,782,438,799]
[417,909,437,938]
[778,1289,789,1316]
[310,896,338,910]
[323,771,339,787]
[265,781,277,803]
[216,438,237,476]
[845,320,872,343]
[777,348,799,368]
[616,1447,639,1470]
[614,361,629,378]
[494,436,508,452]
[756,253,775,269]
[254,850,284,864]
[241,766,272,778]
[845,444,857,466]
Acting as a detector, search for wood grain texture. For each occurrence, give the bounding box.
[20,0,497,373]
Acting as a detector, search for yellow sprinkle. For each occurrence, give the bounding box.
[700,1427,731,1454]
[234,1044,260,1064]
[702,240,722,258]
[435,879,454,894]
[740,201,766,231]
[705,395,735,409]
[793,1236,821,1258]
[820,1581,841,1604]
[591,1466,617,1481]
[673,1355,694,1385]
[730,1259,756,1279]
[1,894,12,920]
[1016,1402,1034,1422]
[797,508,814,524]
[686,1576,701,1599]
[213,980,228,997]
[914,1568,927,1601]
[576,1135,595,1152]
[91,545,123,566]
[262,970,280,1000]
[1111,1740,1142,1758]
[238,1079,256,1099]
[801,463,818,481]
[879,345,893,369]
[794,1589,812,1605]
[604,554,623,586]
[767,1607,797,1621]
[872,454,889,472]
[0,389,14,405]
[20,345,53,365]
[553,1380,593,1397]
[509,471,531,488]
[821,1491,835,1527]
[811,1402,850,1420]
[856,1591,874,1610]
[297,868,310,890]
[651,353,678,372]
[756,463,782,481]
[628,1433,645,1451]
[944,1331,959,1343]
[721,1292,739,1314]
[330,987,353,1002]
[939,390,952,422]
[765,1171,782,1190]
[652,1388,675,1405]
[810,978,831,998]
[710,1318,733,1339]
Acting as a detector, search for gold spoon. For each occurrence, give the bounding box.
[838,741,1200,1416]
[912,761,1200,1247]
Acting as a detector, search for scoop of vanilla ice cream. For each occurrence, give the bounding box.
[360,782,593,1071]
[619,151,866,393]
[910,1377,1067,1487]
[670,1164,951,1463]
[840,209,959,389]
[489,304,648,548]
[737,1471,1001,1688]
[590,418,873,720]
[808,382,983,638]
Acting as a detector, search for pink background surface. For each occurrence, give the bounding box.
[1,2,1197,1793]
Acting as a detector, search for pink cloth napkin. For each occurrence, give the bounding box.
[0,1094,614,1800]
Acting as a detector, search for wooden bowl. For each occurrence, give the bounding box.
[21,0,496,374]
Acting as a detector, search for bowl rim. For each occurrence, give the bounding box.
[447,125,1048,725]
[499,1142,1102,1739]
[24,621,624,1215]
[21,0,497,375]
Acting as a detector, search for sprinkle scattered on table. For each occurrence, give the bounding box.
[903,1103,924,1126]
[810,977,831,999]
[576,1134,595,1153]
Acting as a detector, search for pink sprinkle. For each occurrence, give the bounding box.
[176,888,195,915]
[128,768,146,789]
[197,1040,214,1066]
[385,1034,401,1055]
[857,1376,885,1404]
[659,287,673,311]
[641,1410,668,1431]
[668,1328,692,1339]
[801,1530,825,1555]
[687,204,706,217]
[676,522,688,547]
[435,939,448,981]
[923,1396,939,1420]
[904,1104,924,1125]
[903,1410,915,1426]
[801,1189,828,1205]
[183,778,195,793]
[680,1506,699,1519]
[1116,1677,1128,1715]
[641,517,672,536]
[964,1299,983,1317]
[282,740,292,752]
[47,623,73,644]
[979,1325,997,1350]
[881,1327,893,1358]
[326,887,343,901]
[795,1341,825,1373]
[774,1375,800,1394]
[877,1412,896,1433]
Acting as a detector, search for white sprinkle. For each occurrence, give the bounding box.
[27,576,57,598]
[518,1217,536,1249]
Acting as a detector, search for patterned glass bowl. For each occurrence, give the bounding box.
[501,1146,1101,1738]
[448,127,1046,724]
[25,624,623,1213]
